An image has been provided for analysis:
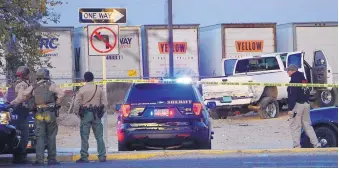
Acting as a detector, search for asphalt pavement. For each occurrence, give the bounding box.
[2,151,338,168]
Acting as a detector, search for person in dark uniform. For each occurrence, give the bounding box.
[16,68,65,165]
[8,66,31,164]
[73,72,107,163]
[286,64,321,148]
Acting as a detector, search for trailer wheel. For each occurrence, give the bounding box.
[316,89,336,107]
[258,97,279,119]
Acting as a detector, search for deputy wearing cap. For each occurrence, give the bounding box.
[286,64,321,148]
[73,72,107,163]
[8,66,31,164]
[18,68,65,166]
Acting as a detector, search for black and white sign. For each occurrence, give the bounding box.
[79,8,127,24]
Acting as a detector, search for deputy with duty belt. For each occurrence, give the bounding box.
[286,64,321,148]
[18,68,65,166]
[73,72,107,163]
[8,66,32,164]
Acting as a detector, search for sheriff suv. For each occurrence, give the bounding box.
[115,78,213,151]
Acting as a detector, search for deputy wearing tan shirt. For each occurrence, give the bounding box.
[21,68,64,166]
[8,66,31,164]
[73,71,107,163]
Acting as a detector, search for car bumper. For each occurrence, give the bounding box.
[119,123,210,149]
[204,98,252,107]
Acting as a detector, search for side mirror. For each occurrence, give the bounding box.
[115,104,122,111]
[206,102,216,109]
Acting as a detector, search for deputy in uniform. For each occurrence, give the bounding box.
[73,72,107,163]
[8,66,31,164]
[286,64,321,148]
[18,68,65,165]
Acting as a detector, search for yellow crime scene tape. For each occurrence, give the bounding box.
[0,79,337,92]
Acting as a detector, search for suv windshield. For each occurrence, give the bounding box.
[127,83,197,103]
[235,56,280,73]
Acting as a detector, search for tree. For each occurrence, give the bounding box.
[0,0,66,84]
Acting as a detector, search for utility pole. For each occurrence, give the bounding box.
[168,0,174,78]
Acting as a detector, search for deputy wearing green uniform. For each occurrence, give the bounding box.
[21,68,64,165]
[73,72,107,163]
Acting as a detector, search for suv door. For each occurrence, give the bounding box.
[312,50,333,85]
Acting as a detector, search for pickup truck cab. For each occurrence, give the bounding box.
[202,50,335,119]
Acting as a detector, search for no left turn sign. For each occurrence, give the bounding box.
[87,24,120,56]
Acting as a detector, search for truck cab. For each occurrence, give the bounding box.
[222,50,333,87]
[203,50,335,119]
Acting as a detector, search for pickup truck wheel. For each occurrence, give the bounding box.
[258,97,279,119]
[317,89,335,107]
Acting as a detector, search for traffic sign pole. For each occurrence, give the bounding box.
[168,0,174,78]
[86,24,119,153]
[102,55,108,153]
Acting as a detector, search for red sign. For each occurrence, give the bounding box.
[90,27,117,53]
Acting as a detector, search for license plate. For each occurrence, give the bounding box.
[222,96,232,103]
[154,109,169,117]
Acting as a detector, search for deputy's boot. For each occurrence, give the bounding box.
[76,158,89,163]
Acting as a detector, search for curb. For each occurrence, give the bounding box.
[70,148,339,161]
[0,148,337,164]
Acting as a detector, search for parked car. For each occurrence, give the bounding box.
[301,106,338,148]
[115,78,213,151]
[0,98,36,155]
[0,101,21,154]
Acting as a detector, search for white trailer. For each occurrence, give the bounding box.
[39,27,75,90]
[199,23,277,78]
[277,22,338,83]
[74,26,143,80]
[141,24,200,79]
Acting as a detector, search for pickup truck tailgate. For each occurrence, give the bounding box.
[201,76,253,100]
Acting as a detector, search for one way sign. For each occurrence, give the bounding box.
[79,8,127,24]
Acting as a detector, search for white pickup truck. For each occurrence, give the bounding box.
[201,50,336,119]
